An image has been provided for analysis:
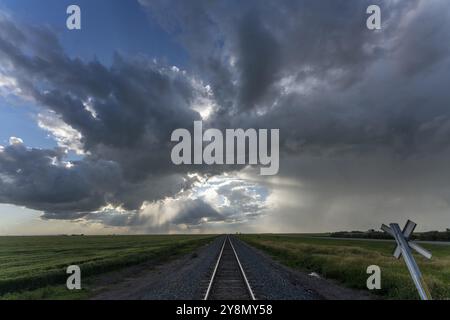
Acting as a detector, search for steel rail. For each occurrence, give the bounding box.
[228,236,256,300]
[204,235,227,300]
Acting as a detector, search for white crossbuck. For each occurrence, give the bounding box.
[381,220,432,259]
[381,220,432,300]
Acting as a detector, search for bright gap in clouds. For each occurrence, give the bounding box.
[84,171,271,234]
[189,173,270,222]
[145,172,270,232]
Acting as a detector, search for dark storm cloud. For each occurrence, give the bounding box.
[0,141,121,216]
[170,199,222,225]
[236,13,281,110]
[142,0,450,156]
[1,0,450,231]
[140,0,450,230]
[394,1,450,76]
[0,11,257,228]
[142,0,421,114]
[0,16,201,181]
[0,13,204,219]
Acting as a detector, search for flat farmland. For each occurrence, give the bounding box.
[238,234,450,300]
[0,235,216,299]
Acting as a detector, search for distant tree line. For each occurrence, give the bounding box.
[330,229,450,241]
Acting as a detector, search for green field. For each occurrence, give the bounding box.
[2,234,449,300]
[238,234,450,300]
[0,235,216,299]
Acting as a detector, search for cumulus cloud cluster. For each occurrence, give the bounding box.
[0,12,206,224]
[1,0,450,232]
[0,9,265,230]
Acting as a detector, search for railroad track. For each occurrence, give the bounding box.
[204,235,256,300]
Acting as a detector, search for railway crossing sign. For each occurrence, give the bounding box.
[381,220,432,300]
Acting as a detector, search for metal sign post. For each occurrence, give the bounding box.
[381,220,432,300]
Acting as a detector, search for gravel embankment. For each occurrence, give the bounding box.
[230,236,319,300]
[232,236,373,300]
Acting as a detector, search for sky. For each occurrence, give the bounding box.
[0,0,450,235]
